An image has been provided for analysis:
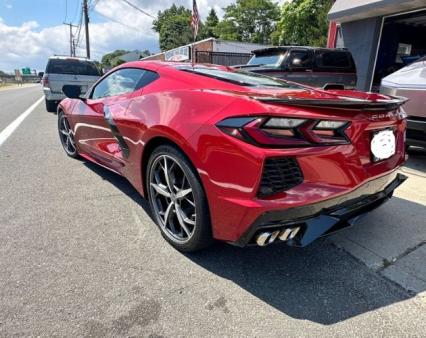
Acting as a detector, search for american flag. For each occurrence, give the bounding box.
[191,0,200,40]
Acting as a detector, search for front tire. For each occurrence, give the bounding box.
[58,111,78,158]
[147,145,212,252]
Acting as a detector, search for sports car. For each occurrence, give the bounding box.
[58,61,408,252]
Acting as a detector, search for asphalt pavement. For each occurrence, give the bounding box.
[0,86,425,337]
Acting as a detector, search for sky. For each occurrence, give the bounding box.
[0,0,287,73]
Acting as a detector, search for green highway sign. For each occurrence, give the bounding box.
[21,67,31,75]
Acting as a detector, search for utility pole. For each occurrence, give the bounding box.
[83,0,90,59]
[63,22,78,56]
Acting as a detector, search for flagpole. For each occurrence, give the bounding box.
[191,0,199,68]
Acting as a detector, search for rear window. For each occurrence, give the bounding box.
[248,53,283,67]
[314,51,355,72]
[47,59,101,76]
[179,66,302,89]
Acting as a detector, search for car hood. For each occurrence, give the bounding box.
[381,60,426,89]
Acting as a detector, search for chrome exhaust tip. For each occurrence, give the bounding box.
[279,227,301,242]
[256,232,271,246]
[268,230,280,244]
[288,227,300,240]
[256,230,281,246]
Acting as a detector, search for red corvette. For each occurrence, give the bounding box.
[58,61,407,252]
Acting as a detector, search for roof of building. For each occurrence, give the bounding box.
[328,0,426,23]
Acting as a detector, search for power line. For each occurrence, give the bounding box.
[71,0,81,23]
[121,0,156,19]
[64,0,68,22]
[95,11,141,31]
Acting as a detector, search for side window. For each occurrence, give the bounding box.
[314,51,354,72]
[286,50,313,71]
[134,70,160,91]
[92,68,145,99]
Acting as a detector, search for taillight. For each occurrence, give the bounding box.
[42,76,49,87]
[216,116,350,147]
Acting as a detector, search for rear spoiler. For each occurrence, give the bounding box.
[253,95,409,111]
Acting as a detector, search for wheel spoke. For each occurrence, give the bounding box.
[150,183,171,198]
[163,157,175,192]
[60,129,68,136]
[175,188,192,199]
[175,204,191,236]
[163,201,174,225]
[185,197,195,207]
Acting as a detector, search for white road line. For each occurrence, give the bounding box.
[0,96,44,147]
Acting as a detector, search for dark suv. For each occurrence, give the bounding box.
[237,46,357,89]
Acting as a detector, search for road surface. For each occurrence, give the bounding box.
[0,86,425,337]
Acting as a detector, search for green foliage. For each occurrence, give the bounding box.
[140,49,152,58]
[101,49,129,68]
[273,0,332,47]
[201,8,219,39]
[153,4,194,51]
[215,0,280,44]
[111,58,126,68]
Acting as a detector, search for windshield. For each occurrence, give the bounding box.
[47,59,101,76]
[248,53,283,67]
[180,66,302,89]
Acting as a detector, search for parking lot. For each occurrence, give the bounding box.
[0,85,425,337]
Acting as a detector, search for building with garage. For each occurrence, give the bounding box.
[142,38,269,66]
[328,0,426,91]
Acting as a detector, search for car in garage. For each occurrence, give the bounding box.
[381,56,426,148]
[42,56,101,112]
[57,61,407,252]
[236,46,357,89]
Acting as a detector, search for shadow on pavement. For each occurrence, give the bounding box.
[405,147,426,172]
[81,160,152,217]
[81,158,418,325]
[186,239,414,325]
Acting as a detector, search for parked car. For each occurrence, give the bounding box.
[42,56,101,112]
[381,56,426,148]
[58,61,406,252]
[236,46,357,89]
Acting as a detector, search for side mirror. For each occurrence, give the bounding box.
[38,72,44,78]
[62,85,82,99]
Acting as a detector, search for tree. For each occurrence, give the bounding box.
[201,8,219,39]
[215,0,280,44]
[101,49,129,68]
[273,0,332,47]
[141,49,152,58]
[153,5,193,51]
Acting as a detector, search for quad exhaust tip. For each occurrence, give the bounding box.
[255,227,301,246]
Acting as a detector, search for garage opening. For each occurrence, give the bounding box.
[372,9,426,91]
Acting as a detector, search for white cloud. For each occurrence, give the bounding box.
[0,0,289,72]
[6,4,12,9]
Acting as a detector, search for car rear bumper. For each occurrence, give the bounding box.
[43,88,65,101]
[231,171,407,247]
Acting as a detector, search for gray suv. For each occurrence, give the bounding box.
[42,56,101,112]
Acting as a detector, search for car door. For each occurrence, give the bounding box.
[74,68,147,174]
[281,49,314,85]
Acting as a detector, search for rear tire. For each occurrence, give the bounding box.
[147,145,213,252]
[45,99,57,113]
